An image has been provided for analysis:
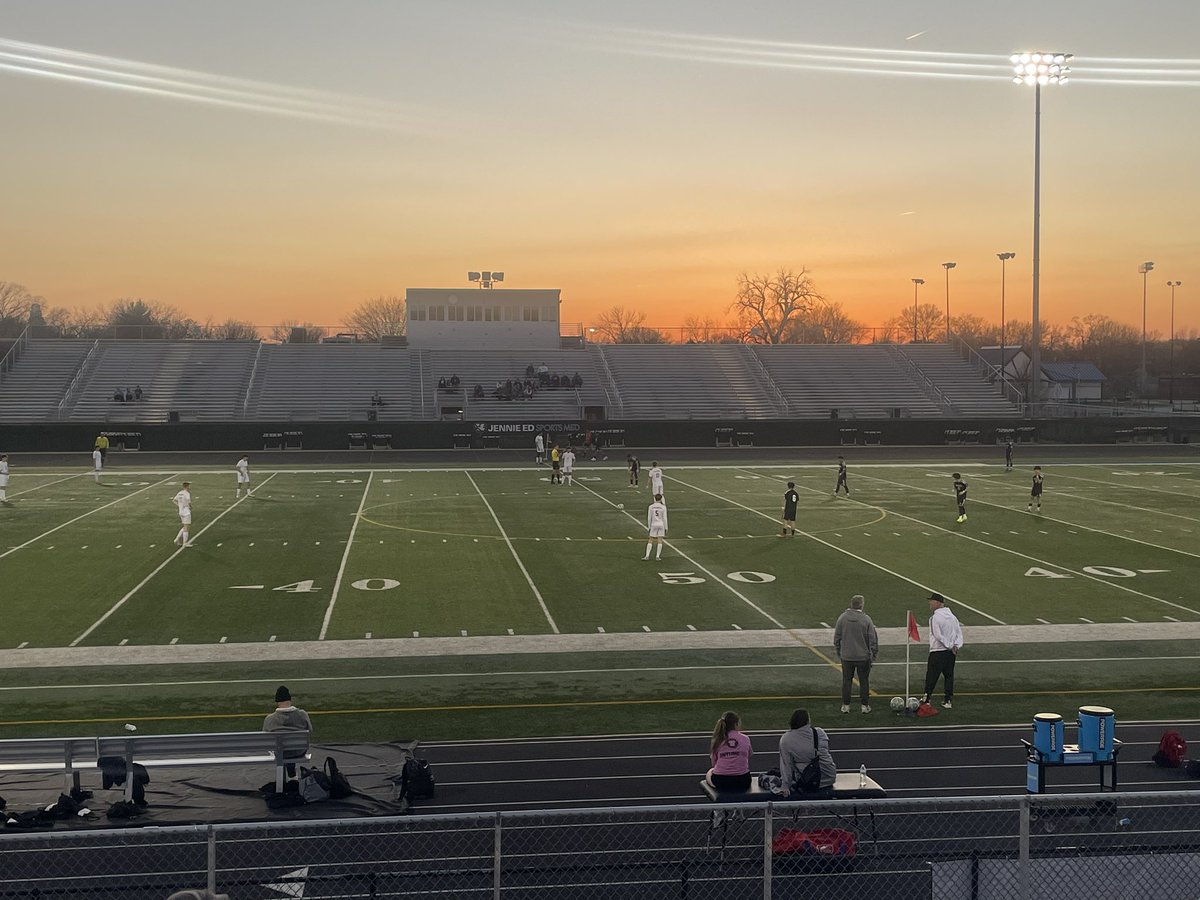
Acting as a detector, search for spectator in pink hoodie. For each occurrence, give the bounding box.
[706,710,753,791]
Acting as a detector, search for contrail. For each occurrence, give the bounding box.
[0,37,435,132]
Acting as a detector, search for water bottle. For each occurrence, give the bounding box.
[859,764,867,788]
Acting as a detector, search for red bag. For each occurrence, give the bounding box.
[772,827,856,857]
[1153,731,1187,768]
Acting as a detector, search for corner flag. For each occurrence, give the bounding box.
[907,610,921,642]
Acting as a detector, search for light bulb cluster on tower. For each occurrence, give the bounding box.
[1011,52,1072,86]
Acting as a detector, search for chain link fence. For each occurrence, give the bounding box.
[2,791,1199,899]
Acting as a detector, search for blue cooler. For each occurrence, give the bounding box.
[1032,713,1064,763]
[1078,706,1115,760]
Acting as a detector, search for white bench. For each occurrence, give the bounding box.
[0,731,312,801]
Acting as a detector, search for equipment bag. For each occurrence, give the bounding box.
[324,756,354,799]
[1153,730,1187,768]
[401,757,436,801]
[793,729,823,794]
[1185,759,1200,779]
[772,827,856,857]
[298,766,331,803]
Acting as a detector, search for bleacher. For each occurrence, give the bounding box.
[246,344,415,420]
[421,349,602,421]
[598,345,782,419]
[753,345,944,418]
[0,339,93,421]
[66,342,258,422]
[895,344,1021,417]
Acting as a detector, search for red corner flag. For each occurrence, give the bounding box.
[907,610,921,642]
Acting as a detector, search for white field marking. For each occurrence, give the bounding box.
[318,472,375,641]
[8,472,86,497]
[118,639,127,646]
[847,471,1200,616]
[169,637,178,645]
[572,479,795,633]
[70,473,278,647]
[820,621,831,628]
[219,636,227,643]
[17,641,28,649]
[699,471,1004,625]
[0,475,176,561]
[465,471,559,634]
[1164,616,1181,622]
[1052,470,1200,502]
[269,635,277,642]
[1079,617,1095,624]
[597,627,605,633]
[687,624,696,631]
[1123,617,1138,623]
[1036,618,1052,624]
[365,632,372,639]
[507,628,514,635]
[641,625,651,632]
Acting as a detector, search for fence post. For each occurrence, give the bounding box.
[763,803,772,900]
[493,812,502,900]
[1017,794,1031,900]
[207,824,217,895]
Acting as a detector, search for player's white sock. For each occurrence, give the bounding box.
[655,545,663,559]
[175,528,184,543]
[0,490,6,501]
[644,543,652,559]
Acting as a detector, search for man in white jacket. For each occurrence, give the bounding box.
[921,593,964,709]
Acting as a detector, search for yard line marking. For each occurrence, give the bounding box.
[465,471,559,634]
[1036,618,1051,625]
[1052,470,1200,503]
[711,471,1004,625]
[641,625,651,633]
[849,472,1200,616]
[169,638,178,645]
[9,472,86,497]
[731,624,742,630]
[1164,616,1181,622]
[1079,617,1094,624]
[17,642,28,649]
[597,627,605,633]
[1122,617,1138,623]
[820,621,831,628]
[118,639,128,646]
[687,624,696,631]
[70,473,277,647]
[0,475,176,561]
[318,472,374,641]
[269,635,277,642]
[219,636,227,643]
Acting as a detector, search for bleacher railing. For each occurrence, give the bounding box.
[952,333,1025,408]
[2,791,1199,899]
[0,326,30,381]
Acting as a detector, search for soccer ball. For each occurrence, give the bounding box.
[906,697,920,712]
[889,697,904,712]
[616,503,624,509]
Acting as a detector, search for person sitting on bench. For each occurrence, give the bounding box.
[262,685,312,777]
[705,710,752,792]
[779,708,836,797]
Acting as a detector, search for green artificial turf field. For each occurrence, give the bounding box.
[1,456,1198,739]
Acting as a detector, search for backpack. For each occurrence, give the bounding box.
[1185,760,1200,779]
[401,758,436,801]
[1153,730,1187,768]
[298,766,331,803]
[794,729,823,794]
[324,757,353,799]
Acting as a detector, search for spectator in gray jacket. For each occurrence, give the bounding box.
[779,708,837,795]
[263,685,312,777]
[833,594,879,714]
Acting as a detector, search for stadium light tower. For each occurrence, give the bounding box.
[1138,261,1155,392]
[997,252,1016,393]
[467,271,505,289]
[1013,50,1071,408]
[911,278,926,343]
[1167,279,1181,406]
[942,262,957,342]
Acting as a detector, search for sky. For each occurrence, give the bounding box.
[1,0,1197,334]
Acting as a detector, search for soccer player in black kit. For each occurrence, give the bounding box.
[834,456,850,496]
[627,454,640,486]
[1004,439,1014,471]
[953,473,968,523]
[1027,466,1044,513]
[780,481,800,537]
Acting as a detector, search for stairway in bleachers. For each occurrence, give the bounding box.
[895,344,1020,417]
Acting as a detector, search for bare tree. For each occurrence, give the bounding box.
[593,306,666,343]
[681,314,724,343]
[346,295,406,341]
[888,303,946,343]
[200,318,259,341]
[785,301,867,344]
[729,268,824,344]
[270,321,327,343]
[0,282,45,336]
[106,299,199,340]
[949,313,998,348]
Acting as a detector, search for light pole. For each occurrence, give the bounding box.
[997,252,1016,392]
[911,278,925,343]
[942,262,957,342]
[1167,280,1182,407]
[1139,261,1155,392]
[1013,51,1071,409]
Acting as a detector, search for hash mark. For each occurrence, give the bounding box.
[1122,617,1138,623]
[1164,616,1181,622]
[820,621,831,628]
[413,631,419,638]
[460,629,468,636]
[269,634,277,642]
[731,624,742,630]
[1036,618,1051,624]
[597,626,605,633]
[686,624,696,631]
[365,632,372,639]
[1078,617,1094,624]
[17,641,29,649]
[118,639,128,646]
[219,636,227,643]
[169,638,178,645]
[642,625,651,632]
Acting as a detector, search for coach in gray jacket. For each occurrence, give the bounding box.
[833,594,879,714]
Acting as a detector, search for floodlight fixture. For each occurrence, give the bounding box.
[1013,50,1072,408]
[468,272,481,282]
[492,272,504,282]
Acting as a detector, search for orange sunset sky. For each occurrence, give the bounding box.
[1,1,1197,334]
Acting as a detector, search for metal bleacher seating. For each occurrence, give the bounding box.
[597,344,782,419]
[894,344,1021,417]
[421,350,603,420]
[0,339,93,421]
[246,344,415,420]
[66,342,259,422]
[753,344,945,418]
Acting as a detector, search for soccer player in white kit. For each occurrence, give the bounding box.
[173,481,193,547]
[643,494,668,560]
[235,455,251,497]
[534,433,545,465]
[0,454,10,503]
[92,448,103,483]
[561,447,576,486]
[648,461,664,498]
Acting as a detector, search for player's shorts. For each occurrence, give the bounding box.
[179,511,192,525]
[237,473,250,483]
[0,475,9,487]
[651,481,664,494]
[563,467,573,475]
[649,525,666,538]
[1031,485,1043,497]
[783,508,797,520]
[552,461,560,470]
